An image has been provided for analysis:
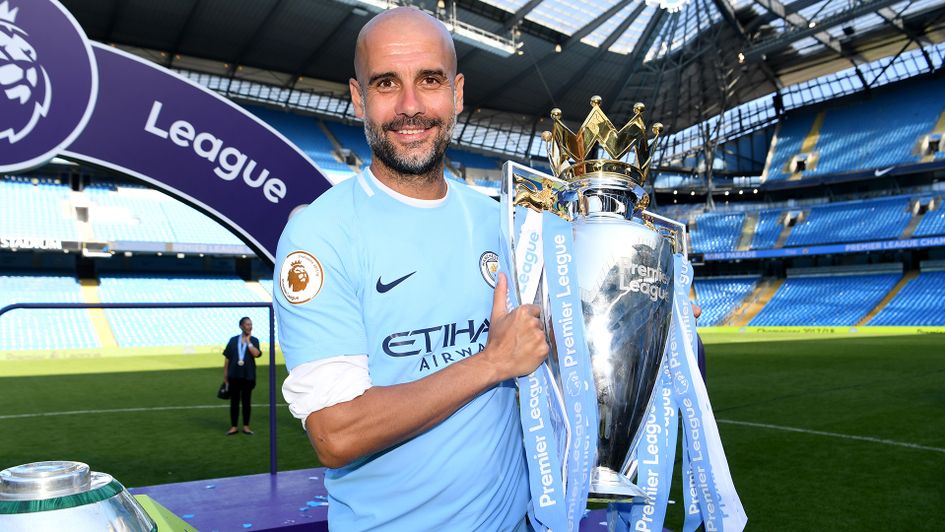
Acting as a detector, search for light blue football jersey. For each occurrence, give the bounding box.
[273,170,528,531]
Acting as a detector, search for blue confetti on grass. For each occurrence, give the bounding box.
[299,507,308,512]
[242,524,252,529]
[204,484,215,489]
[182,514,194,519]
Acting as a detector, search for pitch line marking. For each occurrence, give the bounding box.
[718,419,945,454]
[0,404,287,420]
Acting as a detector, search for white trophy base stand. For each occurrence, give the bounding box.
[588,466,651,504]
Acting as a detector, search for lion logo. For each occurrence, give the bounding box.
[0,1,52,144]
[287,260,309,292]
[280,251,324,304]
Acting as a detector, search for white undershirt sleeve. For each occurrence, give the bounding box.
[281,355,372,427]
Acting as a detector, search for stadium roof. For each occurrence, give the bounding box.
[63,0,945,156]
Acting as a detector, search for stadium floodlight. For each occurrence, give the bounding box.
[335,0,519,57]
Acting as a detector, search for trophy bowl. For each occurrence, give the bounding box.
[0,461,156,531]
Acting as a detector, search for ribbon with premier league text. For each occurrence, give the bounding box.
[542,212,599,530]
[611,254,746,532]
[498,204,569,532]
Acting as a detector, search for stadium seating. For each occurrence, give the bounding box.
[751,209,783,249]
[160,202,243,246]
[0,179,80,242]
[96,275,270,347]
[446,149,501,170]
[750,273,900,326]
[765,76,945,181]
[913,206,945,237]
[86,185,177,243]
[325,122,373,165]
[786,196,912,246]
[869,271,945,326]
[0,274,99,350]
[694,277,758,326]
[764,111,817,182]
[689,212,744,253]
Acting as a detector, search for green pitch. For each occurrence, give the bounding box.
[1,332,943,530]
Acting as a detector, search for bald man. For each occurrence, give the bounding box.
[274,7,546,531]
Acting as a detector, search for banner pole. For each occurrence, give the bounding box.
[269,303,277,475]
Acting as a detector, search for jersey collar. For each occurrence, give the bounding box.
[358,168,450,209]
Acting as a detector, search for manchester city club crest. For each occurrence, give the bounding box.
[479,251,498,288]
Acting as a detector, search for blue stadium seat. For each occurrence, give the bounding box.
[913,207,945,237]
[764,111,816,182]
[325,122,373,164]
[751,210,783,249]
[765,76,945,180]
[694,277,758,326]
[786,197,912,246]
[97,275,271,348]
[750,273,900,326]
[0,180,80,241]
[0,274,99,350]
[446,149,501,170]
[869,271,945,326]
[690,212,744,253]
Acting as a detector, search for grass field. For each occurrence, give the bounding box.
[1,331,944,530]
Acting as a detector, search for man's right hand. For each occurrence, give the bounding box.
[481,272,549,381]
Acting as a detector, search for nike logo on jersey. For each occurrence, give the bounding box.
[376,271,416,293]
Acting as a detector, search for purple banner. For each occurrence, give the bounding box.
[63,44,330,263]
[1,0,332,265]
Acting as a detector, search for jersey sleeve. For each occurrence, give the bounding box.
[273,206,368,371]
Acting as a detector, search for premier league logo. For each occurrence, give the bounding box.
[0,0,96,172]
[0,1,51,144]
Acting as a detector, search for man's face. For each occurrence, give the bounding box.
[240,319,252,335]
[350,19,463,178]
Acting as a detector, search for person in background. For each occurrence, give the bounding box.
[223,316,261,435]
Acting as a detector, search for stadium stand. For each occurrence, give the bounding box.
[785,196,913,246]
[248,106,356,183]
[869,270,945,326]
[446,148,501,170]
[86,184,177,243]
[325,121,373,165]
[0,274,100,351]
[689,212,744,253]
[160,202,243,246]
[694,276,758,326]
[0,179,81,242]
[96,275,270,347]
[913,203,945,237]
[765,76,945,181]
[750,209,783,249]
[764,111,817,182]
[750,273,901,326]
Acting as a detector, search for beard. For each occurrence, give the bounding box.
[364,112,454,181]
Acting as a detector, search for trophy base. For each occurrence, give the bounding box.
[587,466,650,504]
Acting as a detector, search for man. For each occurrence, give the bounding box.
[223,317,262,435]
[273,7,547,531]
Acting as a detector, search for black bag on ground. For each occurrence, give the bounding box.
[217,382,230,400]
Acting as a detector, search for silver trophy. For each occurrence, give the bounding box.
[503,97,685,500]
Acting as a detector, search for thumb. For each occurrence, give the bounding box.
[491,272,510,321]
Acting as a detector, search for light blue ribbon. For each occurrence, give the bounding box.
[543,213,598,530]
[499,205,568,532]
[667,255,725,531]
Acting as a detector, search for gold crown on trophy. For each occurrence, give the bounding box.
[541,96,663,185]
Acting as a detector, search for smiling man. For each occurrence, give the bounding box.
[273,7,547,531]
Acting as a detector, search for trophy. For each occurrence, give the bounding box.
[502,96,684,502]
